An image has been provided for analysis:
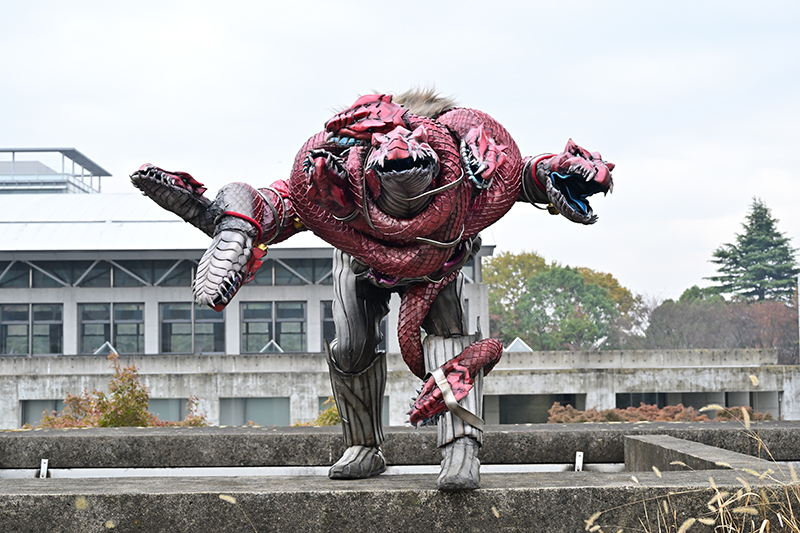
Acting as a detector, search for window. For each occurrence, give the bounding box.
[0,262,30,288]
[114,304,145,354]
[112,260,193,287]
[149,398,192,422]
[251,258,334,286]
[0,260,195,289]
[160,303,225,354]
[219,397,290,426]
[29,260,111,288]
[241,302,272,353]
[241,302,306,353]
[1,305,29,355]
[32,304,63,355]
[0,304,63,356]
[21,399,64,427]
[462,258,476,283]
[194,306,225,353]
[321,301,386,353]
[321,301,336,350]
[79,303,143,355]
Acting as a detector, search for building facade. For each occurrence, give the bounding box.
[1,151,795,430]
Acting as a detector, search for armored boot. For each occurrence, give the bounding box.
[326,346,387,479]
[423,334,484,490]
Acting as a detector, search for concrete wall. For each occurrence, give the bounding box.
[0,348,792,429]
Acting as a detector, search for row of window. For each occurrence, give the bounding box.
[20,397,390,427]
[0,258,336,288]
[0,301,312,356]
[0,258,478,289]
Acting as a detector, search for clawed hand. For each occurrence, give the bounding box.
[461,125,507,189]
[303,150,354,218]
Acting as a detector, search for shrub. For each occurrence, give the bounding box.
[547,402,773,423]
[547,402,711,423]
[294,397,341,427]
[27,353,206,429]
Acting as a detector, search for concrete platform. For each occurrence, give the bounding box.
[2,421,798,469]
[1,423,796,532]
[0,470,765,532]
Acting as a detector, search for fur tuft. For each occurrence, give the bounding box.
[393,87,457,118]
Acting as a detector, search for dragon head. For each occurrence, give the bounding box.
[539,139,614,225]
[364,125,440,218]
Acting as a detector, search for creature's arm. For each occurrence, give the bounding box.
[131,165,301,310]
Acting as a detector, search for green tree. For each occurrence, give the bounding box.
[483,251,549,343]
[707,198,799,301]
[517,266,617,350]
[484,251,642,348]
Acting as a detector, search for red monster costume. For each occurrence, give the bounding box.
[132,90,613,490]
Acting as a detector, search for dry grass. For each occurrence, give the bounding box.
[586,404,800,532]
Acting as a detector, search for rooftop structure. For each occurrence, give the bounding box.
[0,149,111,194]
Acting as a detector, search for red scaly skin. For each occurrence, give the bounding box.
[397,271,460,379]
[436,108,524,237]
[408,338,503,424]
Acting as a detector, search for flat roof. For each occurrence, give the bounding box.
[0,193,495,257]
[0,148,111,177]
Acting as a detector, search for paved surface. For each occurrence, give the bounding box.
[0,470,768,532]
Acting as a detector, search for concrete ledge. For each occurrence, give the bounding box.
[2,421,799,469]
[625,434,769,472]
[0,470,778,532]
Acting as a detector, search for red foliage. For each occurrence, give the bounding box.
[25,354,206,429]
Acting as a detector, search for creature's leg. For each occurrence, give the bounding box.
[422,274,483,490]
[327,249,391,479]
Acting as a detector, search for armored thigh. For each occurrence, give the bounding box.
[328,249,391,373]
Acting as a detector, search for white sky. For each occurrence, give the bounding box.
[1,1,798,300]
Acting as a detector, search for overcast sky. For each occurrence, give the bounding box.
[1,1,798,300]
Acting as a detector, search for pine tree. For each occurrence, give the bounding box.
[707,198,799,301]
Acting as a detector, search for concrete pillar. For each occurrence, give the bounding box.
[484,395,500,425]
[0,377,19,428]
[224,303,240,355]
[203,375,221,426]
[306,293,322,353]
[752,391,781,419]
[586,389,615,411]
[144,293,160,355]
